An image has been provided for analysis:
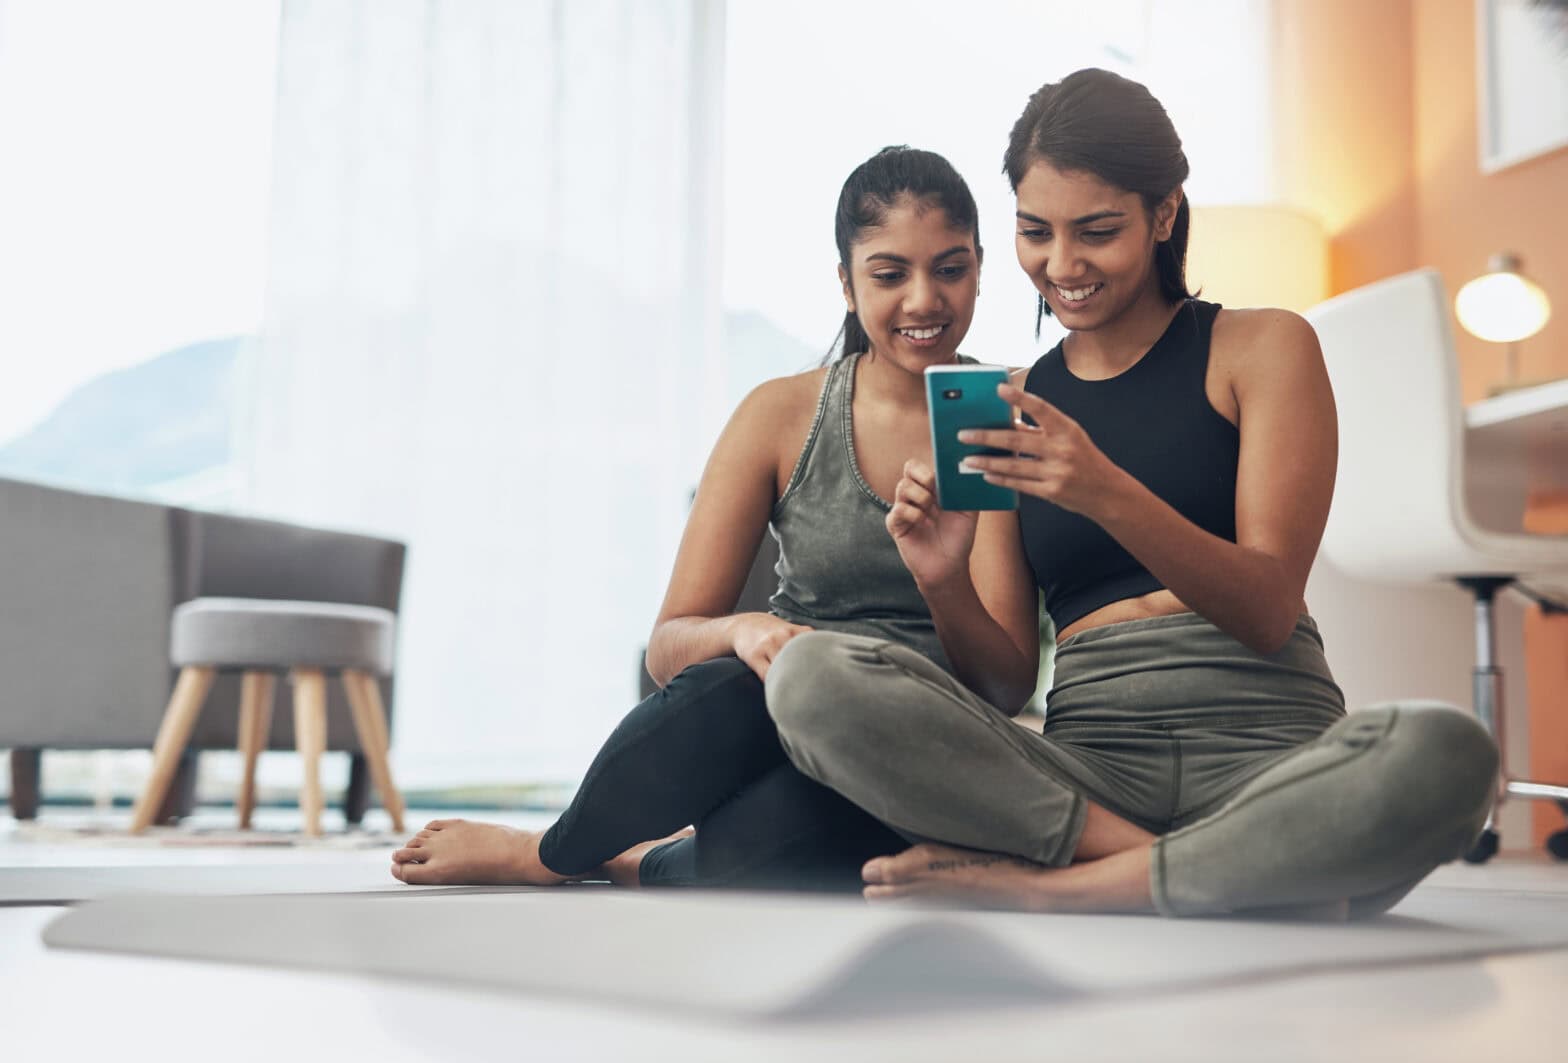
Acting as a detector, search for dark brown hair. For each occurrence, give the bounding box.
[828,146,981,360]
[1003,68,1192,325]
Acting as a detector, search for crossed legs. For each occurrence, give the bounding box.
[765,631,1498,917]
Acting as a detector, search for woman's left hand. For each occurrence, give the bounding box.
[957,383,1128,519]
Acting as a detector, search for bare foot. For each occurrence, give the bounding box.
[600,827,695,888]
[389,819,572,886]
[861,841,1156,914]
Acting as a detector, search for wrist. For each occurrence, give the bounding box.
[719,612,748,653]
[1086,466,1144,530]
[917,570,977,609]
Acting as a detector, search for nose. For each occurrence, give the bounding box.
[904,272,944,316]
[1043,235,1087,285]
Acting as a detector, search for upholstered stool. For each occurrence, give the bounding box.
[130,598,407,836]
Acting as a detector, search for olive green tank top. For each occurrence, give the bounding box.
[768,352,951,672]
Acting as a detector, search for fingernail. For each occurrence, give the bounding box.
[956,430,976,442]
[863,860,883,883]
[959,459,979,472]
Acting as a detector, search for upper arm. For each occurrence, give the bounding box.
[1224,309,1338,599]
[653,379,798,628]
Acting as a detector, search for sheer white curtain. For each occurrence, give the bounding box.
[236,0,726,786]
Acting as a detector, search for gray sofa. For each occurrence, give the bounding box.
[0,476,406,822]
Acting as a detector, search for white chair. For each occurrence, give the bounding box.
[1305,268,1568,862]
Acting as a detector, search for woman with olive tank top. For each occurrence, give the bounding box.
[390,147,986,891]
[765,69,1497,918]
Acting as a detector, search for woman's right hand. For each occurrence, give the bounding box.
[730,613,815,681]
[886,459,979,592]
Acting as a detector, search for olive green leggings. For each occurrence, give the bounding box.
[764,614,1498,917]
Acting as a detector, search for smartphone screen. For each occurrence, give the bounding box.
[924,364,1018,511]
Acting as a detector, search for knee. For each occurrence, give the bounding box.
[765,630,915,752]
[656,656,761,712]
[764,631,865,742]
[665,655,757,693]
[1383,702,1500,826]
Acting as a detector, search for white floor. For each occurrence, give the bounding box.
[4,809,1568,1062]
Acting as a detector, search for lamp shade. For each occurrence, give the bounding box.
[1454,253,1551,343]
[1186,205,1328,313]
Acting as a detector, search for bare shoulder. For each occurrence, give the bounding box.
[733,365,829,432]
[718,366,831,488]
[1210,307,1325,392]
[1212,307,1321,362]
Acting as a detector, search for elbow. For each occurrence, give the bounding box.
[992,667,1041,718]
[999,695,1034,718]
[1241,610,1300,657]
[644,632,673,689]
[955,671,1034,718]
[1003,681,1039,717]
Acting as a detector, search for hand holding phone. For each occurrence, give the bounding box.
[924,364,1018,512]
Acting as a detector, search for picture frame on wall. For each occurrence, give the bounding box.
[1477,0,1568,173]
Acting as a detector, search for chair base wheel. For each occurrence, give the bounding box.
[1547,829,1568,861]
[1463,828,1500,864]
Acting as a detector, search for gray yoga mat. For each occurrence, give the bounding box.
[42,884,1568,1018]
[0,863,543,905]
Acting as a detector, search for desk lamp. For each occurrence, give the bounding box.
[1454,252,1552,388]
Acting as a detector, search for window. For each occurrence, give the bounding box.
[721,0,1272,398]
[0,0,281,507]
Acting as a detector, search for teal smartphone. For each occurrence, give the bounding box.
[924,364,1018,511]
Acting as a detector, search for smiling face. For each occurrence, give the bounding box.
[840,194,980,371]
[1013,159,1179,331]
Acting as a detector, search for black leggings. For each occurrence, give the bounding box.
[534,658,906,891]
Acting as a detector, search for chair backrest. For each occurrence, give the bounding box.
[1303,268,1476,582]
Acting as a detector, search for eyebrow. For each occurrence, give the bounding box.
[1015,210,1128,226]
[863,245,975,265]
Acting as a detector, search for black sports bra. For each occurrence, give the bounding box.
[1020,300,1239,630]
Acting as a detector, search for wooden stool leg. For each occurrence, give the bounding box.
[130,666,216,833]
[342,669,406,832]
[291,668,328,838]
[235,671,276,829]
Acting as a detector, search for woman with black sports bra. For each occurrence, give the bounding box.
[764,68,1499,918]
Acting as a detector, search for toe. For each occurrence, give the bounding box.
[865,844,932,884]
[391,847,422,864]
[864,884,910,902]
[390,861,405,882]
[397,861,438,885]
[425,819,459,830]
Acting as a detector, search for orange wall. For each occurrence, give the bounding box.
[1276,0,1568,848]
[1272,0,1418,291]
[1415,0,1568,403]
